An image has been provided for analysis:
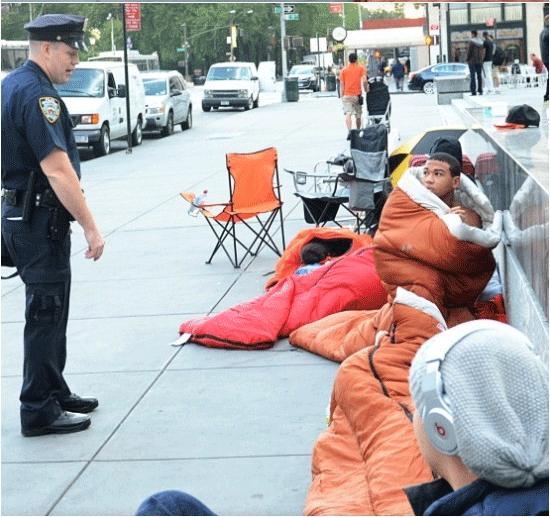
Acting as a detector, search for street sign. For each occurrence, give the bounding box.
[424,35,433,46]
[284,13,299,21]
[274,5,295,14]
[310,37,327,53]
[429,23,440,36]
[329,3,343,14]
[176,48,186,53]
[124,3,141,32]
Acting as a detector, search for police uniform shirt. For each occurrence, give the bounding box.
[1,60,81,203]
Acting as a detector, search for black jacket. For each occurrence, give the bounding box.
[405,478,549,516]
[482,39,494,62]
[540,25,549,66]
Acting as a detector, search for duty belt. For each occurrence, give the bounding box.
[2,188,64,210]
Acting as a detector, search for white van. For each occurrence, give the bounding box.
[56,61,146,157]
[202,62,260,111]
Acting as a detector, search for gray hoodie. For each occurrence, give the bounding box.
[467,37,485,65]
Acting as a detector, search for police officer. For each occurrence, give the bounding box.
[1,14,105,436]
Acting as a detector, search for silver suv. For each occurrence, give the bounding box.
[142,71,192,136]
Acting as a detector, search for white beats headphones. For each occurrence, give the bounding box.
[419,320,508,455]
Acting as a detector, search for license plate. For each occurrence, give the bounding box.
[75,134,88,144]
[220,101,229,106]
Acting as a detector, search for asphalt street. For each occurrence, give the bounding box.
[0,84,535,515]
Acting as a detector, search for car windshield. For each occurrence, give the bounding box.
[56,69,104,97]
[289,66,314,76]
[143,78,167,96]
[206,66,251,81]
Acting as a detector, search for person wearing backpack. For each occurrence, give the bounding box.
[491,36,504,92]
[482,31,495,94]
[466,30,485,95]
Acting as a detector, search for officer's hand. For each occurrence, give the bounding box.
[84,229,105,261]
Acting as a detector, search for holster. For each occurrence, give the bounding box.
[47,207,71,241]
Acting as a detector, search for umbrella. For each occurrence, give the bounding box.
[389,127,469,186]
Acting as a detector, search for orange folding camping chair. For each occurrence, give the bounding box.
[181,147,286,268]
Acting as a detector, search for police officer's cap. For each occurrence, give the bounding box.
[24,14,87,51]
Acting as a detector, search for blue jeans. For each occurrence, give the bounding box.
[468,63,483,95]
[136,491,216,516]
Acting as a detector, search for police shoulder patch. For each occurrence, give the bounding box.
[39,97,61,124]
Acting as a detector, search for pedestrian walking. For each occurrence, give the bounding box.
[339,52,368,138]
[391,59,405,91]
[482,31,495,94]
[540,15,549,102]
[405,58,411,76]
[1,14,105,437]
[466,30,485,96]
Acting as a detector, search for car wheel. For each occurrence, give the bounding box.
[202,104,211,112]
[181,106,192,130]
[423,81,435,95]
[161,111,174,137]
[253,95,259,109]
[93,125,110,157]
[132,117,143,145]
[244,96,253,111]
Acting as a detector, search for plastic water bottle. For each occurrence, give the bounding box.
[188,189,208,217]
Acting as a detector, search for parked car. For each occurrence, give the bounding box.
[408,63,469,94]
[56,61,146,157]
[141,70,192,136]
[287,64,321,92]
[202,62,260,111]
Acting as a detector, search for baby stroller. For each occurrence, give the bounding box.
[365,76,391,132]
[347,123,391,234]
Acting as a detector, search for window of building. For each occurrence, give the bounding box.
[449,3,468,25]
[470,3,502,24]
[504,3,523,21]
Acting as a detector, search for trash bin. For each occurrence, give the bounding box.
[326,74,337,92]
[285,77,299,102]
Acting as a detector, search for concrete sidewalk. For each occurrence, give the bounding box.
[1,85,544,516]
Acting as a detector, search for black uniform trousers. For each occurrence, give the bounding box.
[2,208,72,430]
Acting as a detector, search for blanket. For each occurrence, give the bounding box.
[301,170,502,515]
[178,247,386,350]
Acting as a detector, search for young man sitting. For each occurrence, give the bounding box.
[421,152,481,228]
[407,320,548,515]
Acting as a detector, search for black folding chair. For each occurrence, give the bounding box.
[348,124,392,234]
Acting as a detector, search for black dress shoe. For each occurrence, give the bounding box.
[22,411,91,437]
[60,393,98,413]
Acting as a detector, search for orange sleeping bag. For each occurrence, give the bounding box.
[301,169,501,515]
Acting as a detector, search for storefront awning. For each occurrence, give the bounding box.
[343,26,426,49]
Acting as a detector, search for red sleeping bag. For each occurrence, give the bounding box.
[178,247,387,350]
